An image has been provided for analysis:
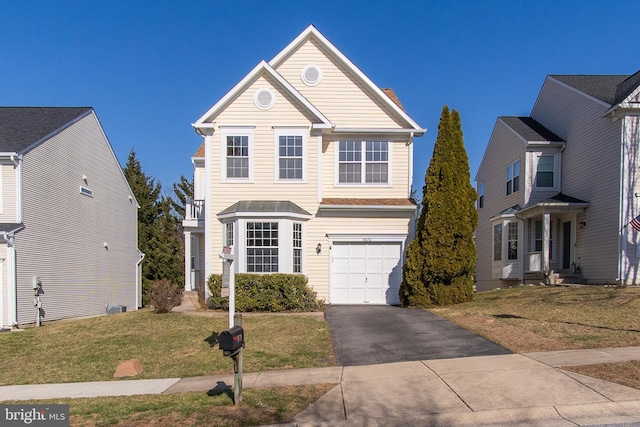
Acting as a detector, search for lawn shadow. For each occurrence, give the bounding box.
[208,381,233,399]
[204,331,220,348]
[493,313,640,333]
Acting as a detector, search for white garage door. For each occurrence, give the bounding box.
[331,242,403,305]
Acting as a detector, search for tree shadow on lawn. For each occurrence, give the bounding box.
[492,314,640,333]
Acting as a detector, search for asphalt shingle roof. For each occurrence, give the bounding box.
[500,117,564,142]
[550,75,630,105]
[218,201,311,216]
[0,107,92,153]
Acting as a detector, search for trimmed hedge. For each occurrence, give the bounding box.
[207,273,325,312]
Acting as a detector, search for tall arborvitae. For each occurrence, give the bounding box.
[400,106,477,306]
[123,149,184,303]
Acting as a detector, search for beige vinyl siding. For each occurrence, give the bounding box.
[307,215,412,301]
[532,79,621,283]
[0,162,17,222]
[273,38,406,128]
[14,112,139,324]
[475,120,527,291]
[207,74,320,277]
[194,164,205,200]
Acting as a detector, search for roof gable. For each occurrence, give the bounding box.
[268,25,423,133]
[0,107,92,153]
[193,60,332,132]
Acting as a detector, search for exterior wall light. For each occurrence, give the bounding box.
[316,243,322,254]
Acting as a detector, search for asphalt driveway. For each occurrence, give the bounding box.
[325,305,511,366]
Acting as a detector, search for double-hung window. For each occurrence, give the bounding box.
[535,155,555,188]
[275,129,306,181]
[338,140,389,184]
[507,222,518,260]
[506,160,520,195]
[222,128,254,181]
[493,224,502,261]
[246,222,278,273]
[293,223,302,273]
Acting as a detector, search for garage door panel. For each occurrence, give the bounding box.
[331,242,403,305]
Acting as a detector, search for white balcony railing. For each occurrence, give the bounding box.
[184,198,204,225]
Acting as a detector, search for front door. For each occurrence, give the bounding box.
[563,221,571,270]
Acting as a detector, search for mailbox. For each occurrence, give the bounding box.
[219,326,244,356]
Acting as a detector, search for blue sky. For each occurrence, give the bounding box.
[2,1,639,198]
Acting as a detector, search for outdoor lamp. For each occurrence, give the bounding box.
[316,243,322,254]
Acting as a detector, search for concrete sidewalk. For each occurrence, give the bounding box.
[1,347,640,426]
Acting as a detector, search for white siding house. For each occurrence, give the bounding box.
[184,25,425,305]
[476,70,640,291]
[0,107,141,328]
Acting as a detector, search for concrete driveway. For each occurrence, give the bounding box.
[325,305,511,366]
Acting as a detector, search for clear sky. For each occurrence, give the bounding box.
[2,1,639,198]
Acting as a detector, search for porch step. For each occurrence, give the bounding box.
[549,272,587,286]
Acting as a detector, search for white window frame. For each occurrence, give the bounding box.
[246,222,279,273]
[221,127,254,182]
[335,140,392,186]
[506,160,520,195]
[493,223,502,261]
[274,128,307,183]
[507,222,519,260]
[225,222,234,247]
[533,153,559,190]
[293,222,303,273]
[477,182,484,209]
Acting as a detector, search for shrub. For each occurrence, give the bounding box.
[149,278,183,314]
[207,273,324,312]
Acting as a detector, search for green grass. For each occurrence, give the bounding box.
[5,384,337,427]
[0,309,335,386]
[429,286,640,352]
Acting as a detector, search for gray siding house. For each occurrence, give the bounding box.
[476,70,640,291]
[0,107,141,328]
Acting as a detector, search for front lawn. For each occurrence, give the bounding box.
[0,309,335,386]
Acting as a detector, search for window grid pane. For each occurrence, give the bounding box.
[246,222,278,272]
[508,222,518,260]
[339,141,388,184]
[225,222,234,247]
[494,224,502,261]
[226,136,249,178]
[293,223,302,273]
[279,136,303,180]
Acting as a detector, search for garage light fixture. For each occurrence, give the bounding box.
[316,243,322,254]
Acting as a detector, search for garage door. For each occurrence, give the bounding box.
[331,242,403,305]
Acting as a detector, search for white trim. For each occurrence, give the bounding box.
[331,127,426,135]
[0,258,3,327]
[204,133,212,296]
[273,128,307,183]
[326,233,407,243]
[269,25,423,132]
[254,88,275,110]
[184,231,192,291]
[317,135,323,203]
[6,241,16,326]
[193,61,332,130]
[320,204,416,212]
[301,64,322,86]
[220,128,254,182]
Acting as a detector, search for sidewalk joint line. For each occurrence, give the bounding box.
[420,360,474,412]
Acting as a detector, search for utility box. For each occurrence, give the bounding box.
[106,305,127,315]
[219,326,244,356]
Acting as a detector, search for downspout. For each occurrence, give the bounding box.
[10,154,22,222]
[136,250,145,309]
[3,231,17,327]
[407,132,414,199]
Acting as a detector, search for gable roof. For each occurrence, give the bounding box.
[500,116,564,143]
[0,107,92,153]
[550,74,630,105]
[269,25,424,134]
[193,60,332,133]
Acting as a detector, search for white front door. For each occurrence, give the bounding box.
[331,242,402,305]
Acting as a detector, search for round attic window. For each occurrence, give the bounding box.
[301,65,322,86]
[254,88,275,110]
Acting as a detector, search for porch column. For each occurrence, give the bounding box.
[184,231,192,291]
[542,211,551,273]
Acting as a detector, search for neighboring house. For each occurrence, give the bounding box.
[0,107,142,328]
[476,70,640,291]
[183,25,425,305]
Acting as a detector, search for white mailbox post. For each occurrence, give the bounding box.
[219,246,235,327]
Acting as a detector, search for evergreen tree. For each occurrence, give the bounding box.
[399,106,477,306]
[123,149,184,303]
[170,174,193,219]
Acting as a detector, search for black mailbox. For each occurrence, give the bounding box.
[219,326,244,355]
